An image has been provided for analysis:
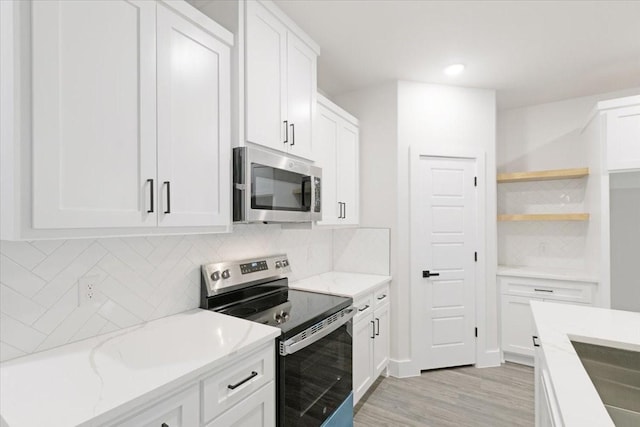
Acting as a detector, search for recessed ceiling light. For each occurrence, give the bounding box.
[444,63,465,76]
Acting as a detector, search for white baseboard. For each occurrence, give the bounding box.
[503,351,534,367]
[388,358,419,378]
[475,349,501,368]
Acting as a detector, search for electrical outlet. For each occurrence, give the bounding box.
[78,275,101,306]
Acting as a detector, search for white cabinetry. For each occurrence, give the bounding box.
[534,339,563,427]
[245,0,318,161]
[112,342,275,427]
[500,274,596,364]
[2,0,232,239]
[352,283,390,405]
[604,99,640,172]
[316,94,359,226]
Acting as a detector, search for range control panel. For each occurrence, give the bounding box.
[202,254,291,296]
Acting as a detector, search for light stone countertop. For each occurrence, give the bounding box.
[497,265,598,283]
[530,301,640,427]
[0,309,280,427]
[291,271,392,300]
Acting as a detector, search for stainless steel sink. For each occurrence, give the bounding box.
[571,341,640,427]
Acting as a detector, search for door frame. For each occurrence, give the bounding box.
[409,146,487,371]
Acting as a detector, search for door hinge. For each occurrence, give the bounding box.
[475,327,478,338]
[474,176,477,187]
[474,251,477,262]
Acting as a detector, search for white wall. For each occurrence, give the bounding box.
[397,82,498,370]
[0,225,333,362]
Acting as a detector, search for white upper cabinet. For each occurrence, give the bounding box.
[6,0,232,238]
[316,95,359,226]
[605,102,640,172]
[32,0,157,229]
[156,5,230,227]
[245,0,319,161]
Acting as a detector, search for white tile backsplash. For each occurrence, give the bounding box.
[333,228,390,275]
[0,224,333,362]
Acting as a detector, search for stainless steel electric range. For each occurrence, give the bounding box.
[201,254,355,427]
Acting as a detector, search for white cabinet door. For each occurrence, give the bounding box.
[337,121,359,225]
[315,105,339,224]
[156,4,230,227]
[206,382,275,427]
[607,105,640,171]
[113,384,199,427]
[353,315,374,405]
[32,0,157,229]
[245,0,287,152]
[501,295,542,358]
[286,32,316,160]
[373,303,390,377]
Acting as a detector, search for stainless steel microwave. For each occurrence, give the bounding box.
[233,147,322,223]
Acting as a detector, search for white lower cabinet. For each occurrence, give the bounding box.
[111,342,275,427]
[352,283,390,405]
[534,341,563,427]
[500,275,596,364]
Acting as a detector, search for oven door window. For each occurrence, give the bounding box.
[251,163,311,211]
[282,323,352,426]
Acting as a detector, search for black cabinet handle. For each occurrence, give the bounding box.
[358,304,370,312]
[370,320,375,339]
[164,181,171,214]
[161,423,169,427]
[377,294,387,301]
[534,288,554,293]
[147,179,154,213]
[532,336,540,347]
[283,120,288,144]
[228,371,258,390]
[422,270,440,278]
[290,123,295,146]
[343,202,346,219]
[375,318,380,336]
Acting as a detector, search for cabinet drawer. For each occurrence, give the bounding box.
[353,294,374,323]
[373,284,390,308]
[202,344,275,424]
[205,381,275,427]
[111,384,199,427]
[500,276,595,304]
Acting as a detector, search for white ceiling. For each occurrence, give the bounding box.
[274,0,640,109]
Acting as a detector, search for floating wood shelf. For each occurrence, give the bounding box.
[497,168,589,183]
[498,213,590,222]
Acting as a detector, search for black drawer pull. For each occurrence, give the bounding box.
[377,294,387,300]
[375,318,380,336]
[423,270,440,278]
[532,336,540,347]
[358,304,370,312]
[228,371,258,390]
[534,288,554,293]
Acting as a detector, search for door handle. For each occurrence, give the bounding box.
[283,120,288,144]
[370,320,375,339]
[375,318,380,336]
[422,270,440,278]
[290,123,295,146]
[532,336,540,347]
[164,181,171,214]
[146,179,154,213]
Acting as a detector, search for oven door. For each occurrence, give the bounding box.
[278,317,353,426]
[233,147,321,223]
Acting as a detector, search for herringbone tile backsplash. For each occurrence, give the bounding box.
[0,225,334,362]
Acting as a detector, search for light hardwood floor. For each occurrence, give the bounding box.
[354,363,534,427]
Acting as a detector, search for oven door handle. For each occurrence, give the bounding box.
[280,307,355,356]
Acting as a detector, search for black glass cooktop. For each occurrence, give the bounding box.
[210,280,352,338]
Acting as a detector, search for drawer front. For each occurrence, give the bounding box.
[373,284,390,308]
[203,343,275,424]
[206,381,275,427]
[353,294,374,323]
[112,384,199,427]
[500,276,595,304]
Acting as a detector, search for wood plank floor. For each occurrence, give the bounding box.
[354,363,534,427]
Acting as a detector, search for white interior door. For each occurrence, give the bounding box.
[245,0,287,152]
[414,156,477,370]
[32,0,157,229]
[156,5,230,227]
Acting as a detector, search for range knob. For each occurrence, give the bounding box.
[274,312,283,324]
[275,261,282,269]
[282,259,289,267]
[221,269,230,279]
[210,271,220,281]
[281,311,290,321]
